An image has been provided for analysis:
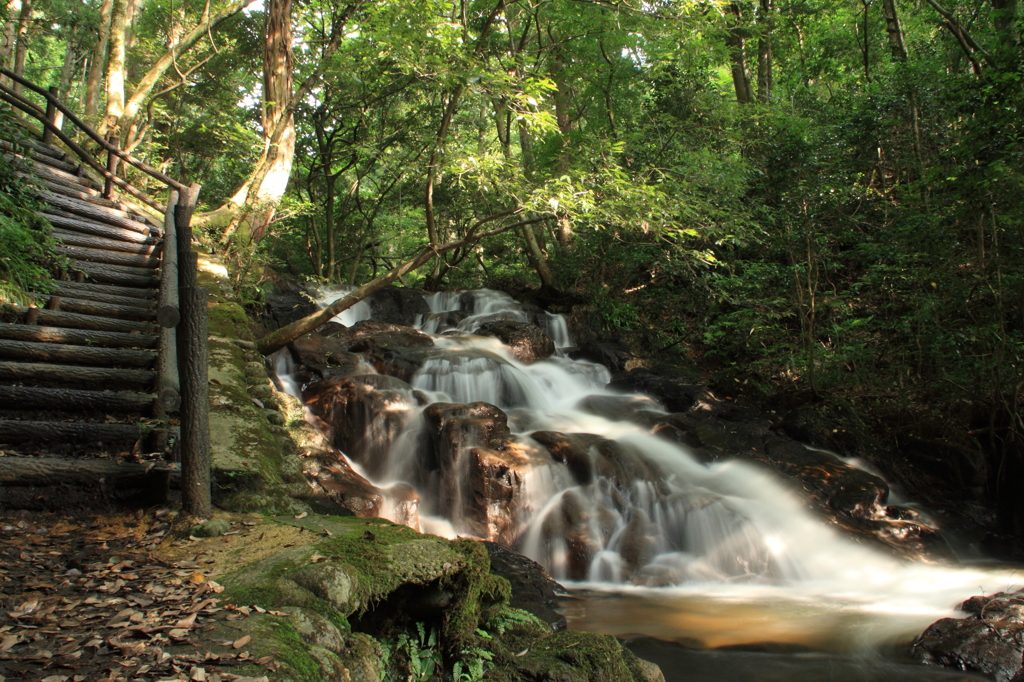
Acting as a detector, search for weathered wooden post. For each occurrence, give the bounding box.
[41,86,58,144]
[175,184,211,518]
[103,132,119,199]
[151,189,181,454]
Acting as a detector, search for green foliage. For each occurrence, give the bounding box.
[391,623,442,682]
[0,110,58,305]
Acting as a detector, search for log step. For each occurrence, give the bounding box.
[52,229,159,256]
[0,339,157,368]
[49,283,158,308]
[51,296,157,323]
[49,280,157,301]
[72,261,160,287]
[0,419,150,445]
[0,456,176,487]
[9,306,159,333]
[0,385,154,412]
[57,243,161,269]
[0,323,158,348]
[21,138,67,159]
[21,171,122,209]
[0,360,155,390]
[44,210,158,245]
[36,190,155,235]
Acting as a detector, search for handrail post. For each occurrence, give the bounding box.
[175,184,211,518]
[152,188,181,454]
[103,131,119,199]
[41,86,58,144]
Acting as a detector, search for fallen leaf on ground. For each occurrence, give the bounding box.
[232,635,250,649]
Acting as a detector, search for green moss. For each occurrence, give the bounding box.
[442,539,512,649]
[260,617,324,682]
[208,300,253,339]
[487,630,646,682]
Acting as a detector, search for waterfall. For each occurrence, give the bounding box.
[274,286,1019,656]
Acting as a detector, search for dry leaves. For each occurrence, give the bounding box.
[0,513,272,682]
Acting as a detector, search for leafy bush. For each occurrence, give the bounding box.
[0,108,57,305]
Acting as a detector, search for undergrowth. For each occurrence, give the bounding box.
[0,107,58,305]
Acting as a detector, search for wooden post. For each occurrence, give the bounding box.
[178,284,210,517]
[103,131,119,199]
[151,189,181,453]
[41,86,58,144]
[173,183,209,517]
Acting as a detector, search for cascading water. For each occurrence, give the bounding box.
[282,287,1018,678]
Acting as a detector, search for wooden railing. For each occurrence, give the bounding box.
[0,67,211,517]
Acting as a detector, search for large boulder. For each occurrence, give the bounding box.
[421,402,539,544]
[262,290,319,330]
[332,319,434,352]
[913,591,1024,682]
[304,375,419,478]
[475,320,555,363]
[483,541,567,630]
[570,340,635,373]
[366,286,431,326]
[608,369,711,413]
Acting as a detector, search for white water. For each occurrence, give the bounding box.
[283,287,1021,658]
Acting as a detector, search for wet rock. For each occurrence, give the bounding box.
[577,394,663,427]
[422,402,536,543]
[366,286,431,326]
[913,590,1024,682]
[483,541,567,630]
[372,347,441,383]
[475,320,555,362]
[289,334,366,383]
[570,340,635,373]
[303,375,418,477]
[530,431,598,485]
[608,369,711,413]
[421,309,470,333]
[262,290,319,330]
[336,319,434,352]
[308,460,384,519]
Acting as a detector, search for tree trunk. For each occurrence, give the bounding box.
[103,0,127,134]
[880,0,909,61]
[85,0,113,120]
[255,216,549,355]
[726,3,754,104]
[0,0,17,80]
[521,222,556,290]
[991,0,1019,53]
[10,0,29,94]
[756,0,773,103]
[119,0,255,136]
[551,49,574,247]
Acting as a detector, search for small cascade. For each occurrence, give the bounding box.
[271,284,1020,657]
[318,285,373,326]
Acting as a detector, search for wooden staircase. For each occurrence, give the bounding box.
[0,71,209,511]
[0,136,165,456]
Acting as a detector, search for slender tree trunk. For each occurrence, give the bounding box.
[57,40,76,98]
[219,0,294,244]
[522,222,556,289]
[881,0,909,61]
[1,0,18,81]
[991,0,1019,53]
[726,3,754,104]
[10,0,30,94]
[120,0,254,130]
[551,49,574,247]
[103,0,128,134]
[756,0,773,103]
[85,0,113,120]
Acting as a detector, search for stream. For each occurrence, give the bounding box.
[272,287,1020,681]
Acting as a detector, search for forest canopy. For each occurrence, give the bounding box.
[1,0,1022,435]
